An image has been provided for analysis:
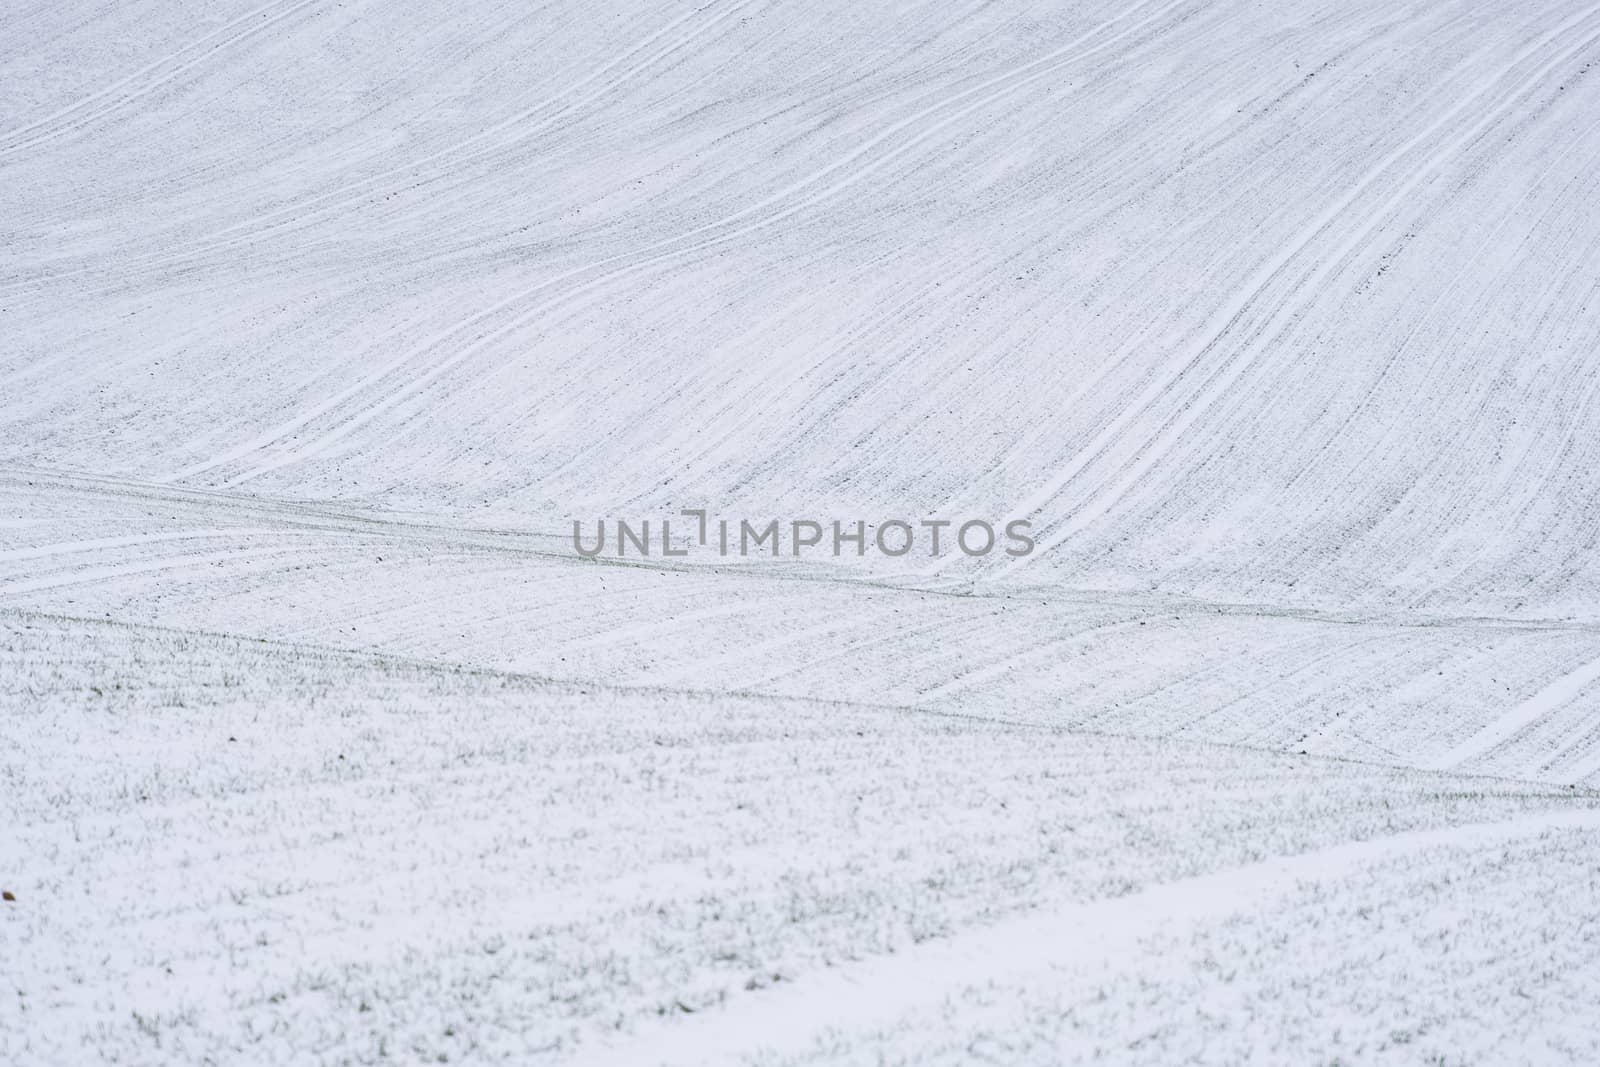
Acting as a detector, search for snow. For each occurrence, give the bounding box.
[5,613,1597,1063]
[3,0,1600,1062]
[573,810,1600,1067]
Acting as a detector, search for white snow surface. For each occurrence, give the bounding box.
[3,0,1600,1063]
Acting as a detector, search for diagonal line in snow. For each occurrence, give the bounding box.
[1428,653,1600,771]
[0,0,320,160]
[0,528,277,564]
[565,808,1600,1067]
[994,0,1600,577]
[185,0,1194,487]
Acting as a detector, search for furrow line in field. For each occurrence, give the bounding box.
[567,807,1600,1067]
[996,4,1600,574]
[0,0,319,160]
[170,0,1199,486]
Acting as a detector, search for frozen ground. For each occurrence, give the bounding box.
[3,0,1600,1063]
[4,614,1598,1064]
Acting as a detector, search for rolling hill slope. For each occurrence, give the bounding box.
[4,612,1596,1063]
[4,464,1599,785]
[4,0,1599,613]
[4,0,1600,1062]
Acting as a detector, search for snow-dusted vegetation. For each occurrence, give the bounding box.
[3,0,1599,1062]
[6,614,1597,1063]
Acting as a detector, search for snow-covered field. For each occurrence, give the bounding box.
[3,0,1599,1063]
[7,613,1599,1063]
